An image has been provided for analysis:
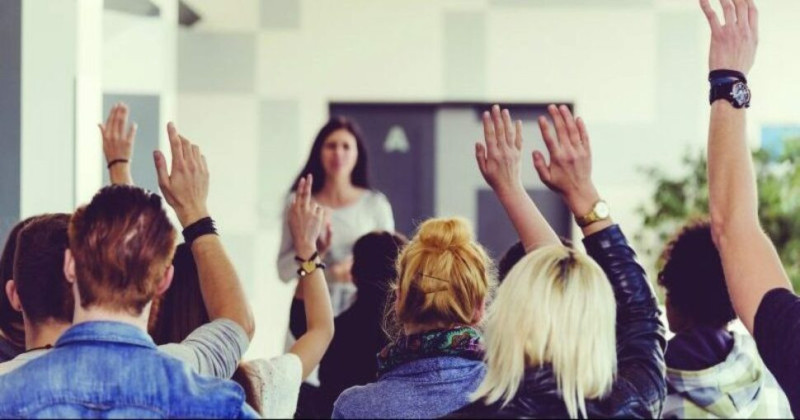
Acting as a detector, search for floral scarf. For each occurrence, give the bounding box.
[376,326,485,377]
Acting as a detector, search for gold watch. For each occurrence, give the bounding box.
[575,200,610,227]
[295,251,326,278]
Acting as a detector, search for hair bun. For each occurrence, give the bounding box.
[416,217,473,252]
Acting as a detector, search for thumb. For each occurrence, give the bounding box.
[532,151,552,186]
[153,150,170,191]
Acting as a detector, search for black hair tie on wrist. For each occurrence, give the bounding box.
[182,217,218,247]
[107,159,129,169]
[709,69,747,85]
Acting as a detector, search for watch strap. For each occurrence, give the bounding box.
[295,251,326,278]
[575,200,609,228]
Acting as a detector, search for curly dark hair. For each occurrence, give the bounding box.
[657,219,736,329]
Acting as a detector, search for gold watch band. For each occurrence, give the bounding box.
[575,200,610,228]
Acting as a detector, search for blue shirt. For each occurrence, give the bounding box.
[0,321,259,418]
[332,356,485,419]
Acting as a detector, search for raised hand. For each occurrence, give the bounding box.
[100,103,137,185]
[153,122,210,228]
[290,174,325,260]
[700,0,758,74]
[534,105,600,217]
[475,104,525,199]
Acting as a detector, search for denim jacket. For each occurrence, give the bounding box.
[0,321,259,418]
[333,356,486,419]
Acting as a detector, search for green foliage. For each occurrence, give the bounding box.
[635,140,800,290]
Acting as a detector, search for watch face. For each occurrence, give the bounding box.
[594,201,610,219]
[731,82,751,106]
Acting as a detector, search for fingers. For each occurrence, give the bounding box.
[200,154,208,175]
[700,0,722,31]
[718,0,735,26]
[733,0,748,27]
[558,105,581,148]
[491,105,507,147]
[514,120,523,150]
[475,142,488,175]
[127,123,138,143]
[538,116,559,154]
[180,135,194,170]
[547,105,570,150]
[116,104,129,138]
[576,117,591,152]
[532,151,552,187]
[167,122,184,165]
[104,104,116,131]
[501,108,514,148]
[298,174,313,210]
[745,0,758,34]
[153,150,170,190]
[482,111,498,156]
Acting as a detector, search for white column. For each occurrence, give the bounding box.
[75,0,105,205]
[21,0,78,216]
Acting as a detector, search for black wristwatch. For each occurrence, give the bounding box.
[709,70,751,109]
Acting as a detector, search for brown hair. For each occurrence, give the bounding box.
[68,185,176,315]
[0,218,34,347]
[393,217,494,330]
[14,214,73,324]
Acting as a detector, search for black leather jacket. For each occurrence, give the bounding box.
[450,225,666,418]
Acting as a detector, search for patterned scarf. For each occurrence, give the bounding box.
[376,326,485,377]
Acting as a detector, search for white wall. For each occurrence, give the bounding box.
[175,0,800,359]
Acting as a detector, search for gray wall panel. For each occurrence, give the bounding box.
[0,0,22,243]
[178,31,255,93]
[261,0,300,29]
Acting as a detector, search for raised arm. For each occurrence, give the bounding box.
[100,103,137,186]
[154,123,255,340]
[536,104,666,417]
[287,174,335,379]
[533,104,612,237]
[475,105,560,251]
[700,0,790,332]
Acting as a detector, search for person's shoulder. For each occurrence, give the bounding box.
[359,189,390,206]
[333,381,381,413]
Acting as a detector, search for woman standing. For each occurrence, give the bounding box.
[278,117,394,316]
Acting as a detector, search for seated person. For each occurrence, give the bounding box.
[659,220,791,418]
[451,105,665,418]
[0,123,258,417]
[332,218,494,419]
[315,231,408,417]
[0,105,254,380]
[0,219,33,361]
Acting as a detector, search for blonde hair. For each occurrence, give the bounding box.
[392,217,494,332]
[472,245,617,419]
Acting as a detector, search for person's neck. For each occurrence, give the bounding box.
[318,179,359,205]
[24,320,71,351]
[403,322,463,336]
[72,305,150,332]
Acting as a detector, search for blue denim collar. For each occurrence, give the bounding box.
[55,321,156,350]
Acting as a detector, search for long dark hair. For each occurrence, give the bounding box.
[149,243,208,345]
[290,116,371,194]
[147,244,260,412]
